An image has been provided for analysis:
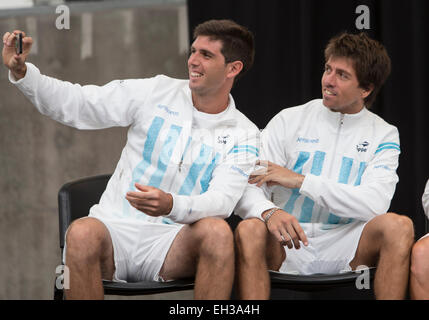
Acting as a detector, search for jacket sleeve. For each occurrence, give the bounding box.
[167,128,261,224]
[234,112,288,220]
[234,183,276,221]
[300,127,400,222]
[423,179,429,218]
[9,63,154,129]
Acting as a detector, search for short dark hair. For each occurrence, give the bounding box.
[324,32,391,108]
[193,19,255,80]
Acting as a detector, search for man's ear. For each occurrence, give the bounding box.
[226,61,244,79]
[361,84,374,99]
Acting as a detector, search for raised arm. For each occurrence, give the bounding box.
[4,30,154,130]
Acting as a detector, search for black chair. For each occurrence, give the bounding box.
[269,268,375,299]
[54,174,375,300]
[426,215,429,235]
[229,215,376,299]
[54,174,194,300]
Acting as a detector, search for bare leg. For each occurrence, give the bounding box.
[64,217,115,300]
[159,217,234,299]
[349,213,414,299]
[234,218,285,300]
[410,235,429,299]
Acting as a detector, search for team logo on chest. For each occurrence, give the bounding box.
[217,134,230,145]
[356,141,369,152]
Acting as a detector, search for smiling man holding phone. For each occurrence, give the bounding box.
[3,21,259,300]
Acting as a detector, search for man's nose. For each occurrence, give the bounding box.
[323,72,336,87]
[188,53,199,67]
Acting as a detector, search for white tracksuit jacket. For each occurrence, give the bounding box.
[10,63,260,225]
[235,99,400,237]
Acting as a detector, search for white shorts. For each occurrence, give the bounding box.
[63,216,184,283]
[279,221,367,275]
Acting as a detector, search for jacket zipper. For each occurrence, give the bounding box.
[179,118,194,173]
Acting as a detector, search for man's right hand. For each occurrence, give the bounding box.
[2,30,33,80]
[262,208,308,249]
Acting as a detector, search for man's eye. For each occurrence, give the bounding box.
[339,72,348,79]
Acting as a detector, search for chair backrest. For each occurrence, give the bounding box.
[57,174,111,249]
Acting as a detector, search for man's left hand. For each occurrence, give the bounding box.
[126,183,173,216]
[249,160,305,189]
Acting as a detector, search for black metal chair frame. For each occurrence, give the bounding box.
[54,174,375,300]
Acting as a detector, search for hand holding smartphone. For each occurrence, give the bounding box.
[2,30,31,80]
[15,33,22,55]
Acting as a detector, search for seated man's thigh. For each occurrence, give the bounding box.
[159,217,233,280]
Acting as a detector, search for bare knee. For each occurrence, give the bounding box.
[379,213,415,250]
[411,237,429,280]
[193,217,234,259]
[235,219,267,249]
[235,218,273,262]
[66,218,110,262]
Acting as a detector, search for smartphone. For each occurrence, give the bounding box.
[16,33,23,55]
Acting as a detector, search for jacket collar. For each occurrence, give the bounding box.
[318,99,369,133]
[183,84,238,126]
